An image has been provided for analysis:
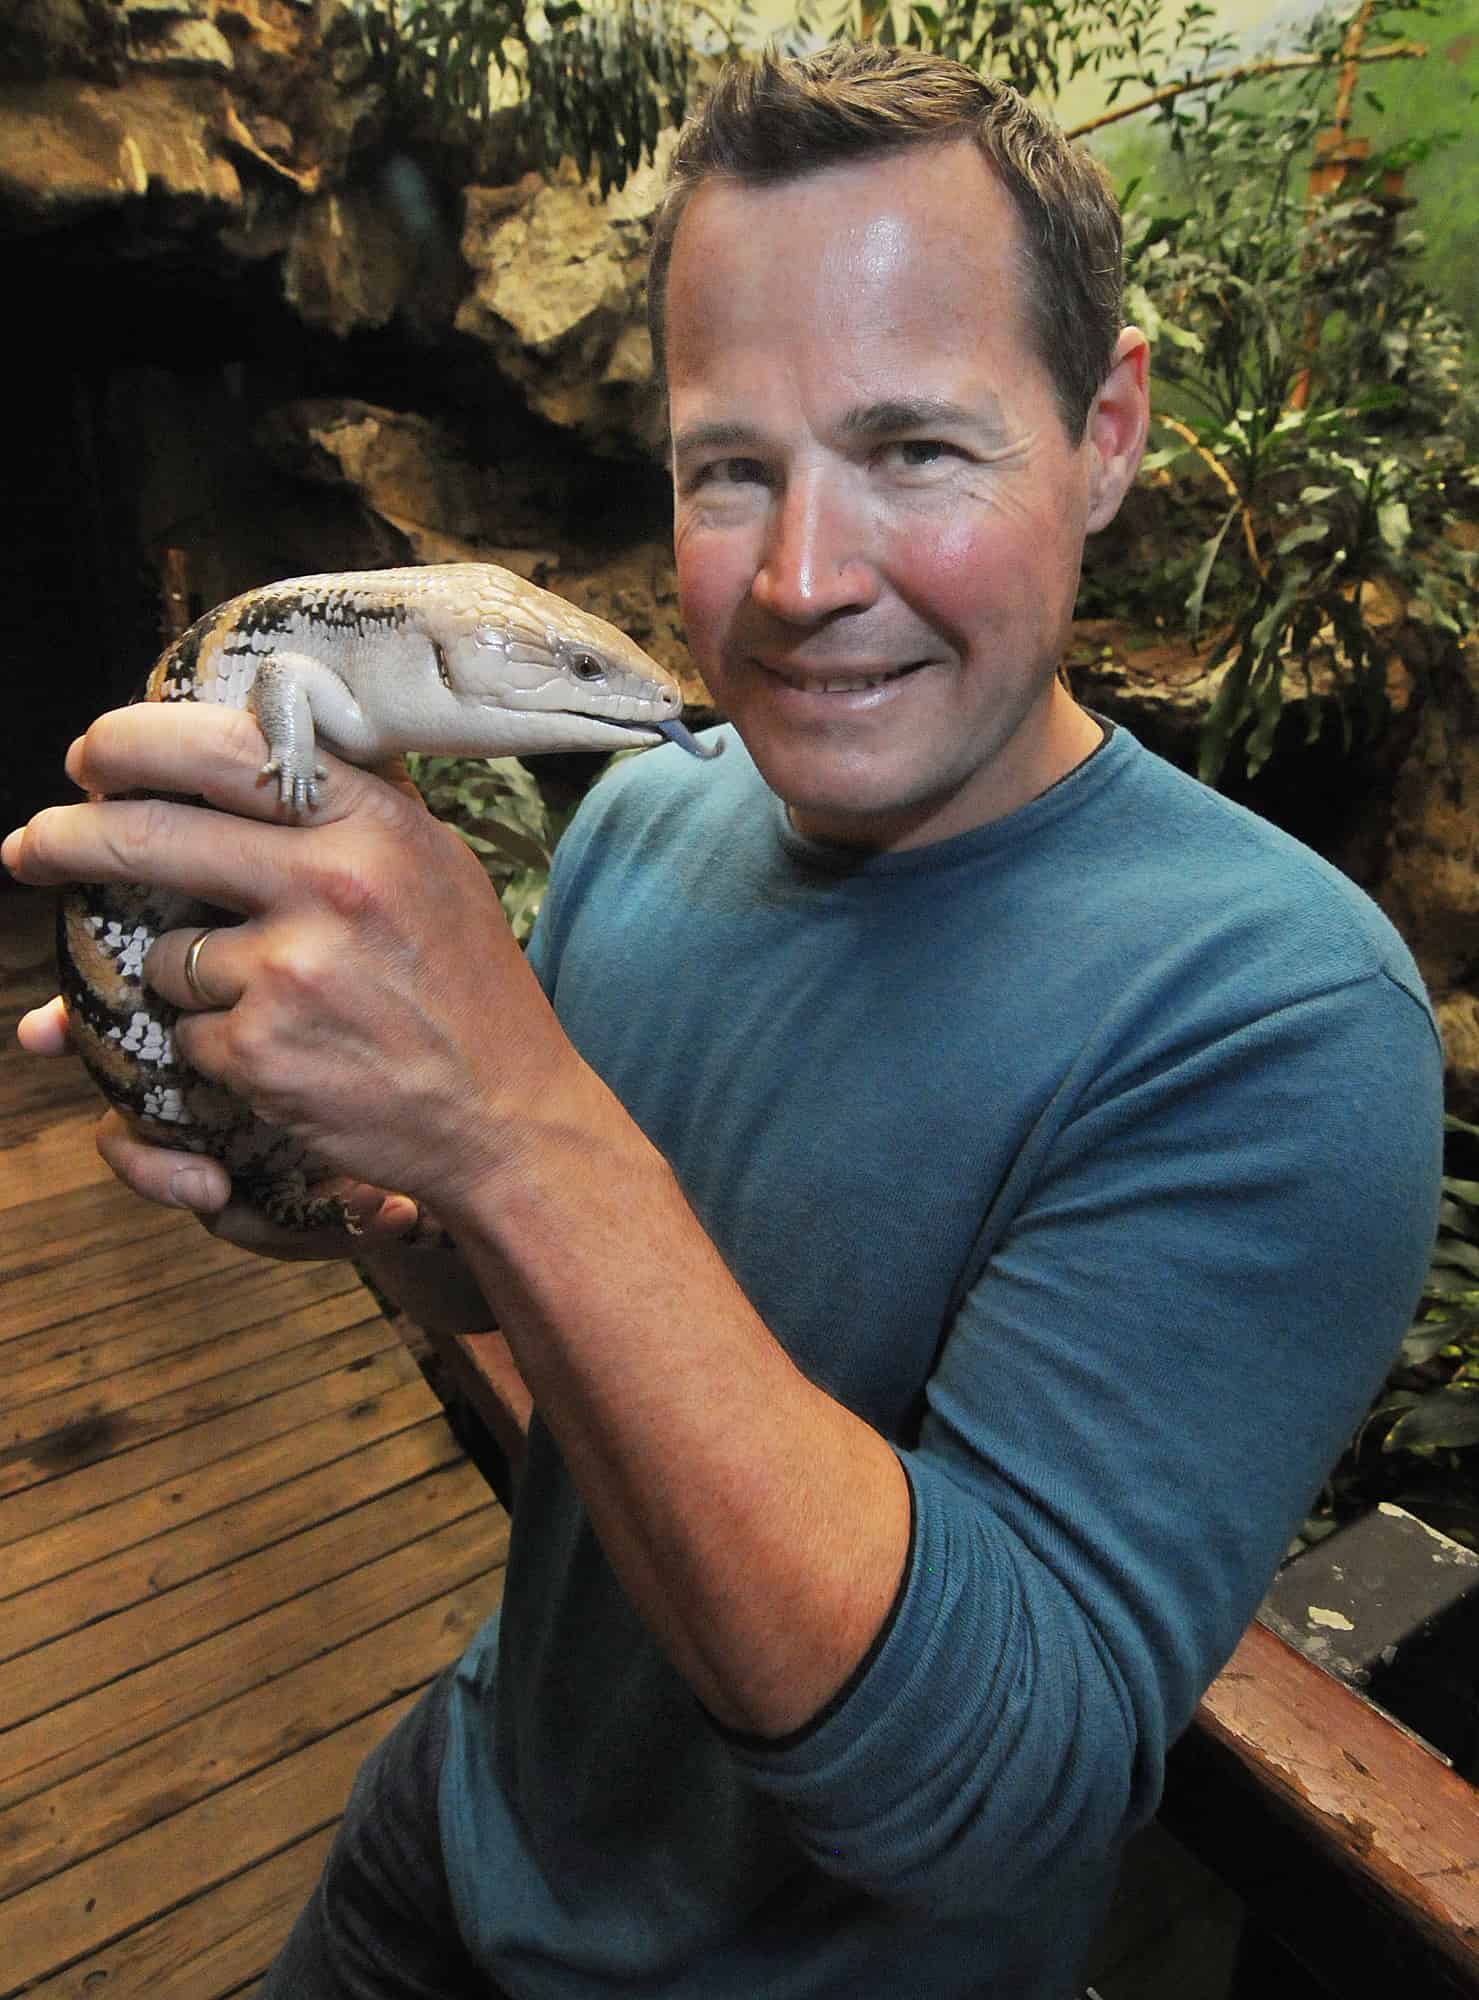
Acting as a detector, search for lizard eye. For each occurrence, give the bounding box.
[569,652,606,683]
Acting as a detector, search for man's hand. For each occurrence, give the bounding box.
[17,983,452,1250]
[2,700,582,1232]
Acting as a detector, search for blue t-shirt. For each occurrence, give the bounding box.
[441,722,1442,1997]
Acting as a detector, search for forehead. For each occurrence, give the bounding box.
[664,140,1031,403]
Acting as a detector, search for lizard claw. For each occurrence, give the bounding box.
[260,758,328,816]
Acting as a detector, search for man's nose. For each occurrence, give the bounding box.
[750,475,880,623]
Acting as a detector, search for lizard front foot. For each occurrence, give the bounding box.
[259,755,329,814]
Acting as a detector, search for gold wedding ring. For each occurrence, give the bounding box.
[183,927,220,1008]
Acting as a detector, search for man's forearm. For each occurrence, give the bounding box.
[441,1067,912,1738]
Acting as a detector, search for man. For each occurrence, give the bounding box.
[5,43,1442,2000]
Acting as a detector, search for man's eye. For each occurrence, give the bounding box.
[886,439,954,470]
[690,457,766,490]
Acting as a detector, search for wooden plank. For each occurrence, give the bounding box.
[0,1452,484,1731]
[0,1309,396,1531]
[0,1108,113,1207]
[0,1504,508,1812]
[0,890,98,1161]
[1,885,135,1153]
[2,1575,503,1895]
[2,1361,433,1602]
[0,1074,100,1158]
[0,1168,172,1264]
[0,1072,98,1136]
[0,1048,99,1160]
[12,1827,338,2000]
[2,1336,415,1552]
[0,1253,357,1413]
[1164,1620,1479,1999]
[2,1212,258,1344]
[0,1295,389,1514]
[0,1692,423,1996]
[2,1414,462,1663]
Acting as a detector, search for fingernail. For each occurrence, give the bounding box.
[170,1167,216,1209]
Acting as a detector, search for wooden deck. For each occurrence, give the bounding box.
[0,886,510,1996]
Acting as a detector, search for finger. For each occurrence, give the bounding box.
[67,703,300,819]
[201,1184,425,1262]
[4,793,287,908]
[69,702,400,831]
[96,1109,233,1214]
[15,993,71,1056]
[147,922,249,1012]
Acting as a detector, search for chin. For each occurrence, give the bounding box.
[758,756,901,827]
[782,772,961,851]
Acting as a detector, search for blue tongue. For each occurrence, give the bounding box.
[657,718,725,760]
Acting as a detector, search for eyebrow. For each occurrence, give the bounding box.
[671,398,1010,462]
[670,420,765,460]
[837,396,1010,443]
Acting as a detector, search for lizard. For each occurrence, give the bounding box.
[56,562,721,1240]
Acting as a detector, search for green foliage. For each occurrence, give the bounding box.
[1302,1116,1479,1553]
[1372,1116,1479,1455]
[406,751,562,941]
[773,0,1236,101]
[346,0,693,190]
[1115,34,1476,783]
[1348,0,1479,341]
[340,0,1243,188]
[522,2,692,188]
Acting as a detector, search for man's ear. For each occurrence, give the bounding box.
[1085,328,1151,534]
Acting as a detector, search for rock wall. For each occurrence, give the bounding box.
[3,1,1477,1108]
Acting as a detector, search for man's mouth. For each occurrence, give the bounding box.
[766,661,926,693]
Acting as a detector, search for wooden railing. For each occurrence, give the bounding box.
[1163,1618,1479,1997]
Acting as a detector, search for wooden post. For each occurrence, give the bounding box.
[1288,1,1399,411]
[159,546,192,646]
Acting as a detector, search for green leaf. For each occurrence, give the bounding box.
[1384,1390,1479,1453]
[1243,650,1287,778]
[469,819,551,870]
[1275,521,1330,556]
[1439,1196,1479,1241]
[1377,499,1412,554]
[1425,1267,1479,1302]
[1432,1236,1479,1281]
[1400,1322,1461,1368]
[1197,633,1253,786]
[1186,500,1238,642]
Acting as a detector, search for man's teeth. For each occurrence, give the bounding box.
[777,663,917,692]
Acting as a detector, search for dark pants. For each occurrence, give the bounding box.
[258,1669,504,1999]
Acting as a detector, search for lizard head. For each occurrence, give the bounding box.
[423,564,722,761]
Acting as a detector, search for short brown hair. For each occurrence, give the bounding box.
[647,42,1124,440]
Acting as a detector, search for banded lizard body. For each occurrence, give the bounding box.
[58,562,719,1237]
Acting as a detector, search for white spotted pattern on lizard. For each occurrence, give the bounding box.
[57,562,719,1239]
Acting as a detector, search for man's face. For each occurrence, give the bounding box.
[665,138,1146,851]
